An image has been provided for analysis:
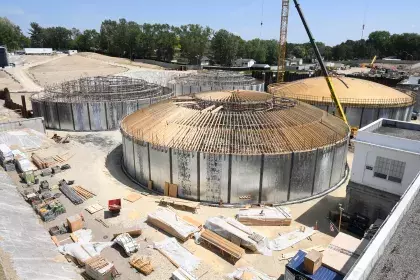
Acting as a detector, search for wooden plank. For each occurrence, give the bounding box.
[124,192,142,202]
[164,182,170,196]
[169,184,178,198]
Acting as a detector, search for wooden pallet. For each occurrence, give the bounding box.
[85,203,104,214]
[200,229,245,262]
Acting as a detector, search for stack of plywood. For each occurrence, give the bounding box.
[147,207,200,241]
[85,256,116,280]
[237,206,292,226]
[322,232,369,275]
[200,229,245,262]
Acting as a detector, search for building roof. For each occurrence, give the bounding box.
[268,77,414,107]
[251,64,270,68]
[121,90,349,155]
[235,58,255,62]
[355,118,420,154]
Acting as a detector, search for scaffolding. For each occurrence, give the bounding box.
[169,71,260,88]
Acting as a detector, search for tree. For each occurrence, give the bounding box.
[264,40,278,65]
[75,29,99,51]
[177,24,212,63]
[0,17,28,50]
[211,29,240,66]
[29,22,44,47]
[368,31,391,57]
[245,39,266,63]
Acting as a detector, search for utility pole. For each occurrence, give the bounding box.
[338,203,344,232]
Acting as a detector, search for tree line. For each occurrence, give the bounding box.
[1,16,419,65]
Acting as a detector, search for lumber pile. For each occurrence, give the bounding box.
[31,153,55,169]
[237,206,292,226]
[159,197,200,213]
[200,229,245,262]
[85,256,117,280]
[72,185,95,201]
[129,255,154,275]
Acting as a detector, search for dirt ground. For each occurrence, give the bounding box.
[79,52,163,70]
[28,54,128,86]
[0,127,354,280]
[0,71,22,92]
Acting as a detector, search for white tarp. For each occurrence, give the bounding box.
[268,227,316,251]
[204,216,271,256]
[58,242,113,263]
[227,267,276,280]
[154,238,200,272]
[147,207,199,240]
[0,143,12,162]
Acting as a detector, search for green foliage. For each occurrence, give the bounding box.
[2,17,420,64]
[0,17,28,50]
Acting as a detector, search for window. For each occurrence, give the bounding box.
[373,156,406,183]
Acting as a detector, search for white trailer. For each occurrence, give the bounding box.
[24,48,53,55]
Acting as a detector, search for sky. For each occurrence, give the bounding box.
[2,0,419,46]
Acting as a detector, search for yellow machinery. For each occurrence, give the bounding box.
[276,0,290,83]
[291,0,348,125]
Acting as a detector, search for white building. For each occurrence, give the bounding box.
[347,118,420,221]
[233,58,256,68]
[200,56,210,66]
[286,57,303,66]
[24,48,53,55]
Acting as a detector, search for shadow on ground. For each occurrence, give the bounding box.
[295,194,347,236]
[71,134,118,150]
[105,144,152,194]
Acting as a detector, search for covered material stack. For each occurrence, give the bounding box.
[237,206,292,226]
[31,76,173,131]
[121,90,350,205]
[268,77,415,128]
[85,256,118,280]
[147,207,200,241]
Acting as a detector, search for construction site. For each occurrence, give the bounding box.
[0,1,419,280]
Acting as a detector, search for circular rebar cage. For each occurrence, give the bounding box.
[31,76,173,131]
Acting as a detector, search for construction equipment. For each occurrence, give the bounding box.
[292,0,349,126]
[276,0,290,82]
[369,55,377,68]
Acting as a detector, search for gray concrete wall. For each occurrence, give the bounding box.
[149,146,170,193]
[199,153,230,204]
[230,155,261,204]
[57,103,73,130]
[289,150,317,200]
[133,141,149,186]
[313,146,334,194]
[261,154,291,203]
[122,135,348,204]
[346,180,400,222]
[72,103,90,131]
[172,149,198,200]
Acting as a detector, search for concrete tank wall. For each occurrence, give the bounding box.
[122,133,349,205]
[314,104,413,128]
[31,92,173,131]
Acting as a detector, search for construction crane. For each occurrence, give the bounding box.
[276,0,290,83]
[292,0,349,125]
[370,55,377,68]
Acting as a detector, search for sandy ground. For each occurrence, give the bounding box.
[28,54,128,86]
[0,126,354,280]
[79,52,164,70]
[0,70,22,91]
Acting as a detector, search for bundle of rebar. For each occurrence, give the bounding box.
[59,180,83,205]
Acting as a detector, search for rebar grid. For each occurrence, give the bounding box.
[31,76,169,103]
[121,90,349,155]
[169,71,259,87]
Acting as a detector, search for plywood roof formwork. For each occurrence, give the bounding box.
[268,77,414,108]
[121,90,349,155]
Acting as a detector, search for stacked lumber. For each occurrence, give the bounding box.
[129,255,154,275]
[32,153,61,169]
[72,186,95,201]
[200,229,245,262]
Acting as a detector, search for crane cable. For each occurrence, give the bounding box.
[259,0,265,40]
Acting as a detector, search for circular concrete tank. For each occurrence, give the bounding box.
[120,90,350,205]
[268,77,415,128]
[169,71,264,96]
[31,76,172,131]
